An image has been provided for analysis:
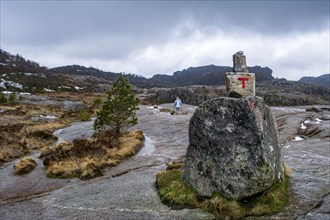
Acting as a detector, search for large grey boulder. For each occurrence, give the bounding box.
[182,96,284,200]
[63,101,85,112]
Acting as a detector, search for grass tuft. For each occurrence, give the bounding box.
[156,162,290,219]
[13,157,38,175]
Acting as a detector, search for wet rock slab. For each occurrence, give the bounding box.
[0,104,329,220]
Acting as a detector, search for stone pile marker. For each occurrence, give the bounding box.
[225,51,256,98]
[182,51,284,200]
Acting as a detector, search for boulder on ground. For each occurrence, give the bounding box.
[182,96,284,200]
[63,101,85,112]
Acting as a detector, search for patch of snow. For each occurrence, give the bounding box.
[300,123,307,130]
[19,92,31,95]
[0,81,6,89]
[59,86,71,89]
[2,74,7,77]
[304,120,311,124]
[147,106,163,109]
[0,63,8,66]
[44,88,55,92]
[1,91,13,94]
[1,79,23,89]
[0,109,4,113]
[74,86,83,90]
[315,118,322,124]
[294,136,304,141]
[44,115,58,119]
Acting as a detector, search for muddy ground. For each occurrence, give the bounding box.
[0,103,329,220]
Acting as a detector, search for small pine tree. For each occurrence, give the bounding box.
[94,76,140,136]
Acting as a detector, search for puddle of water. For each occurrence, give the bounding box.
[53,119,95,144]
[136,136,155,156]
[272,107,306,113]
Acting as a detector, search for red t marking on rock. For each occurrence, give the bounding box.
[238,77,249,89]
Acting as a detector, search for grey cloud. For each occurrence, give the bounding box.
[1,1,329,80]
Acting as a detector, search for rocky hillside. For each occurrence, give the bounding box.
[145,79,330,106]
[50,65,166,88]
[299,74,330,88]
[151,65,274,86]
[1,49,329,106]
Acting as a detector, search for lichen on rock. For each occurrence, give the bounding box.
[182,96,284,200]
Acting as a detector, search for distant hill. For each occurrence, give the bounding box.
[151,65,274,86]
[50,65,165,88]
[1,48,329,106]
[299,74,330,88]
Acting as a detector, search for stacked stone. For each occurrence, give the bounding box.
[225,51,256,98]
[182,51,284,200]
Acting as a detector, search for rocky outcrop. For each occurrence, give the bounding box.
[145,79,330,106]
[182,96,284,200]
[63,101,85,112]
[299,74,330,88]
[147,86,227,106]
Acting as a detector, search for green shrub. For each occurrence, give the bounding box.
[79,109,91,121]
[0,93,7,103]
[92,97,103,109]
[8,92,17,103]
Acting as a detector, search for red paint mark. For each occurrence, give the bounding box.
[249,100,255,111]
[238,77,249,89]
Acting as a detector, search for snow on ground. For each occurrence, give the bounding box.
[44,88,55,92]
[58,86,71,89]
[19,92,31,95]
[1,91,13,94]
[300,123,306,130]
[294,136,304,141]
[74,86,83,90]
[0,81,6,89]
[0,79,23,89]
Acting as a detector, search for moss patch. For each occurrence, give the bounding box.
[156,162,290,219]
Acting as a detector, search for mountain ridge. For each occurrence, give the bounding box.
[1,49,329,91]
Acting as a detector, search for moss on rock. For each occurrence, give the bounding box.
[156,162,290,219]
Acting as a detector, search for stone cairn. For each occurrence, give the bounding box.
[225,51,255,98]
[182,51,284,200]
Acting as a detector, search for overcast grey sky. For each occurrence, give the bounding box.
[1,0,329,80]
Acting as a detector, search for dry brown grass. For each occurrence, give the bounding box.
[284,163,292,177]
[13,157,37,175]
[0,103,74,165]
[44,130,144,179]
